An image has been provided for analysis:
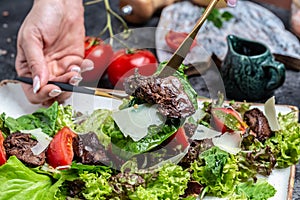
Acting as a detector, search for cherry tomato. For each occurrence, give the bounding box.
[0,131,6,166]
[211,107,248,133]
[46,127,76,169]
[165,30,197,52]
[107,49,158,88]
[82,36,113,82]
[168,127,189,150]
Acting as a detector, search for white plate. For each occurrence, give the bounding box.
[0,81,296,200]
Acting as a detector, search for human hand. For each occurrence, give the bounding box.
[15,0,93,105]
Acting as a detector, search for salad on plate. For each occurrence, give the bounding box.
[0,64,299,200]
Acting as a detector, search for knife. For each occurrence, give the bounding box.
[15,76,129,99]
[158,0,220,77]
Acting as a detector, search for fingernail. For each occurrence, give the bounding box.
[227,0,236,7]
[71,66,81,73]
[33,76,40,94]
[49,89,62,97]
[70,76,82,85]
[82,66,94,72]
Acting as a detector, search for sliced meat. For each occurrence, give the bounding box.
[109,172,145,198]
[183,123,197,138]
[73,132,109,165]
[3,132,46,167]
[178,139,214,168]
[183,181,204,198]
[124,74,195,118]
[244,108,272,142]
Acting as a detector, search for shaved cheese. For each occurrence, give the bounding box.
[264,96,281,131]
[22,128,52,155]
[112,104,165,141]
[191,125,221,140]
[212,132,243,155]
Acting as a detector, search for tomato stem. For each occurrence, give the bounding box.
[85,0,131,45]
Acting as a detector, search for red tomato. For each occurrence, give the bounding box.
[165,30,197,52]
[46,127,76,169]
[211,107,248,133]
[82,36,113,82]
[168,127,189,150]
[107,49,158,88]
[0,131,6,166]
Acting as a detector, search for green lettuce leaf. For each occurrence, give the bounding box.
[231,180,276,200]
[75,108,180,159]
[129,163,190,200]
[265,111,300,168]
[191,146,239,197]
[74,109,112,148]
[79,170,112,200]
[0,156,64,200]
[55,104,75,133]
[1,102,59,136]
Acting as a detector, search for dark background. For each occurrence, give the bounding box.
[1,1,300,198]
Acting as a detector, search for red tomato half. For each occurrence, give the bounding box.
[168,127,189,150]
[107,49,158,88]
[211,107,248,133]
[82,36,113,82]
[0,131,6,166]
[46,127,76,169]
[165,30,197,52]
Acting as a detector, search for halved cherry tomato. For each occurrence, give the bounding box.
[46,127,76,169]
[211,107,248,133]
[82,36,113,82]
[107,48,158,88]
[0,131,6,166]
[165,30,197,52]
[168,127,189,150]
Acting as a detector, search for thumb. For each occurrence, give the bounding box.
[22,38,49,93]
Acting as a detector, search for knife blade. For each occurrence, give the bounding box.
[158,0,220,77]
[15,76,129,99]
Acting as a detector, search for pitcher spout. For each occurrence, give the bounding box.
[226,34,268,57]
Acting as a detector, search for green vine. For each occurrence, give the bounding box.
[85,0,131,44]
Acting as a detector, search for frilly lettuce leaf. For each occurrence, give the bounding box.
[191,146,239,197]
[265,111,300,168]
[129,163,190,200]
[55,104,75,133]
[79,170,112,200]
[74,109,112,148]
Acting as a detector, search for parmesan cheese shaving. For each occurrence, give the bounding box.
[264,96,281,131]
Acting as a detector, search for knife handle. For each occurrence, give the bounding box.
[15,76,95,95]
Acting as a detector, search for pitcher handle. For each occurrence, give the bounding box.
[263,61,285,91]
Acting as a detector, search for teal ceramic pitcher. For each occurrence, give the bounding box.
[221,35,285,101]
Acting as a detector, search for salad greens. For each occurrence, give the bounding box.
[129,163,190,200]
[232,180,276,200]
[0,102,74,137]
[0,156,64,200]
[0,96,299,200]
[191,146,239,197]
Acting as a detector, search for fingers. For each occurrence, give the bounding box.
[21,70,80,105]
[226,0,237,7]
[19,30,50,91]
